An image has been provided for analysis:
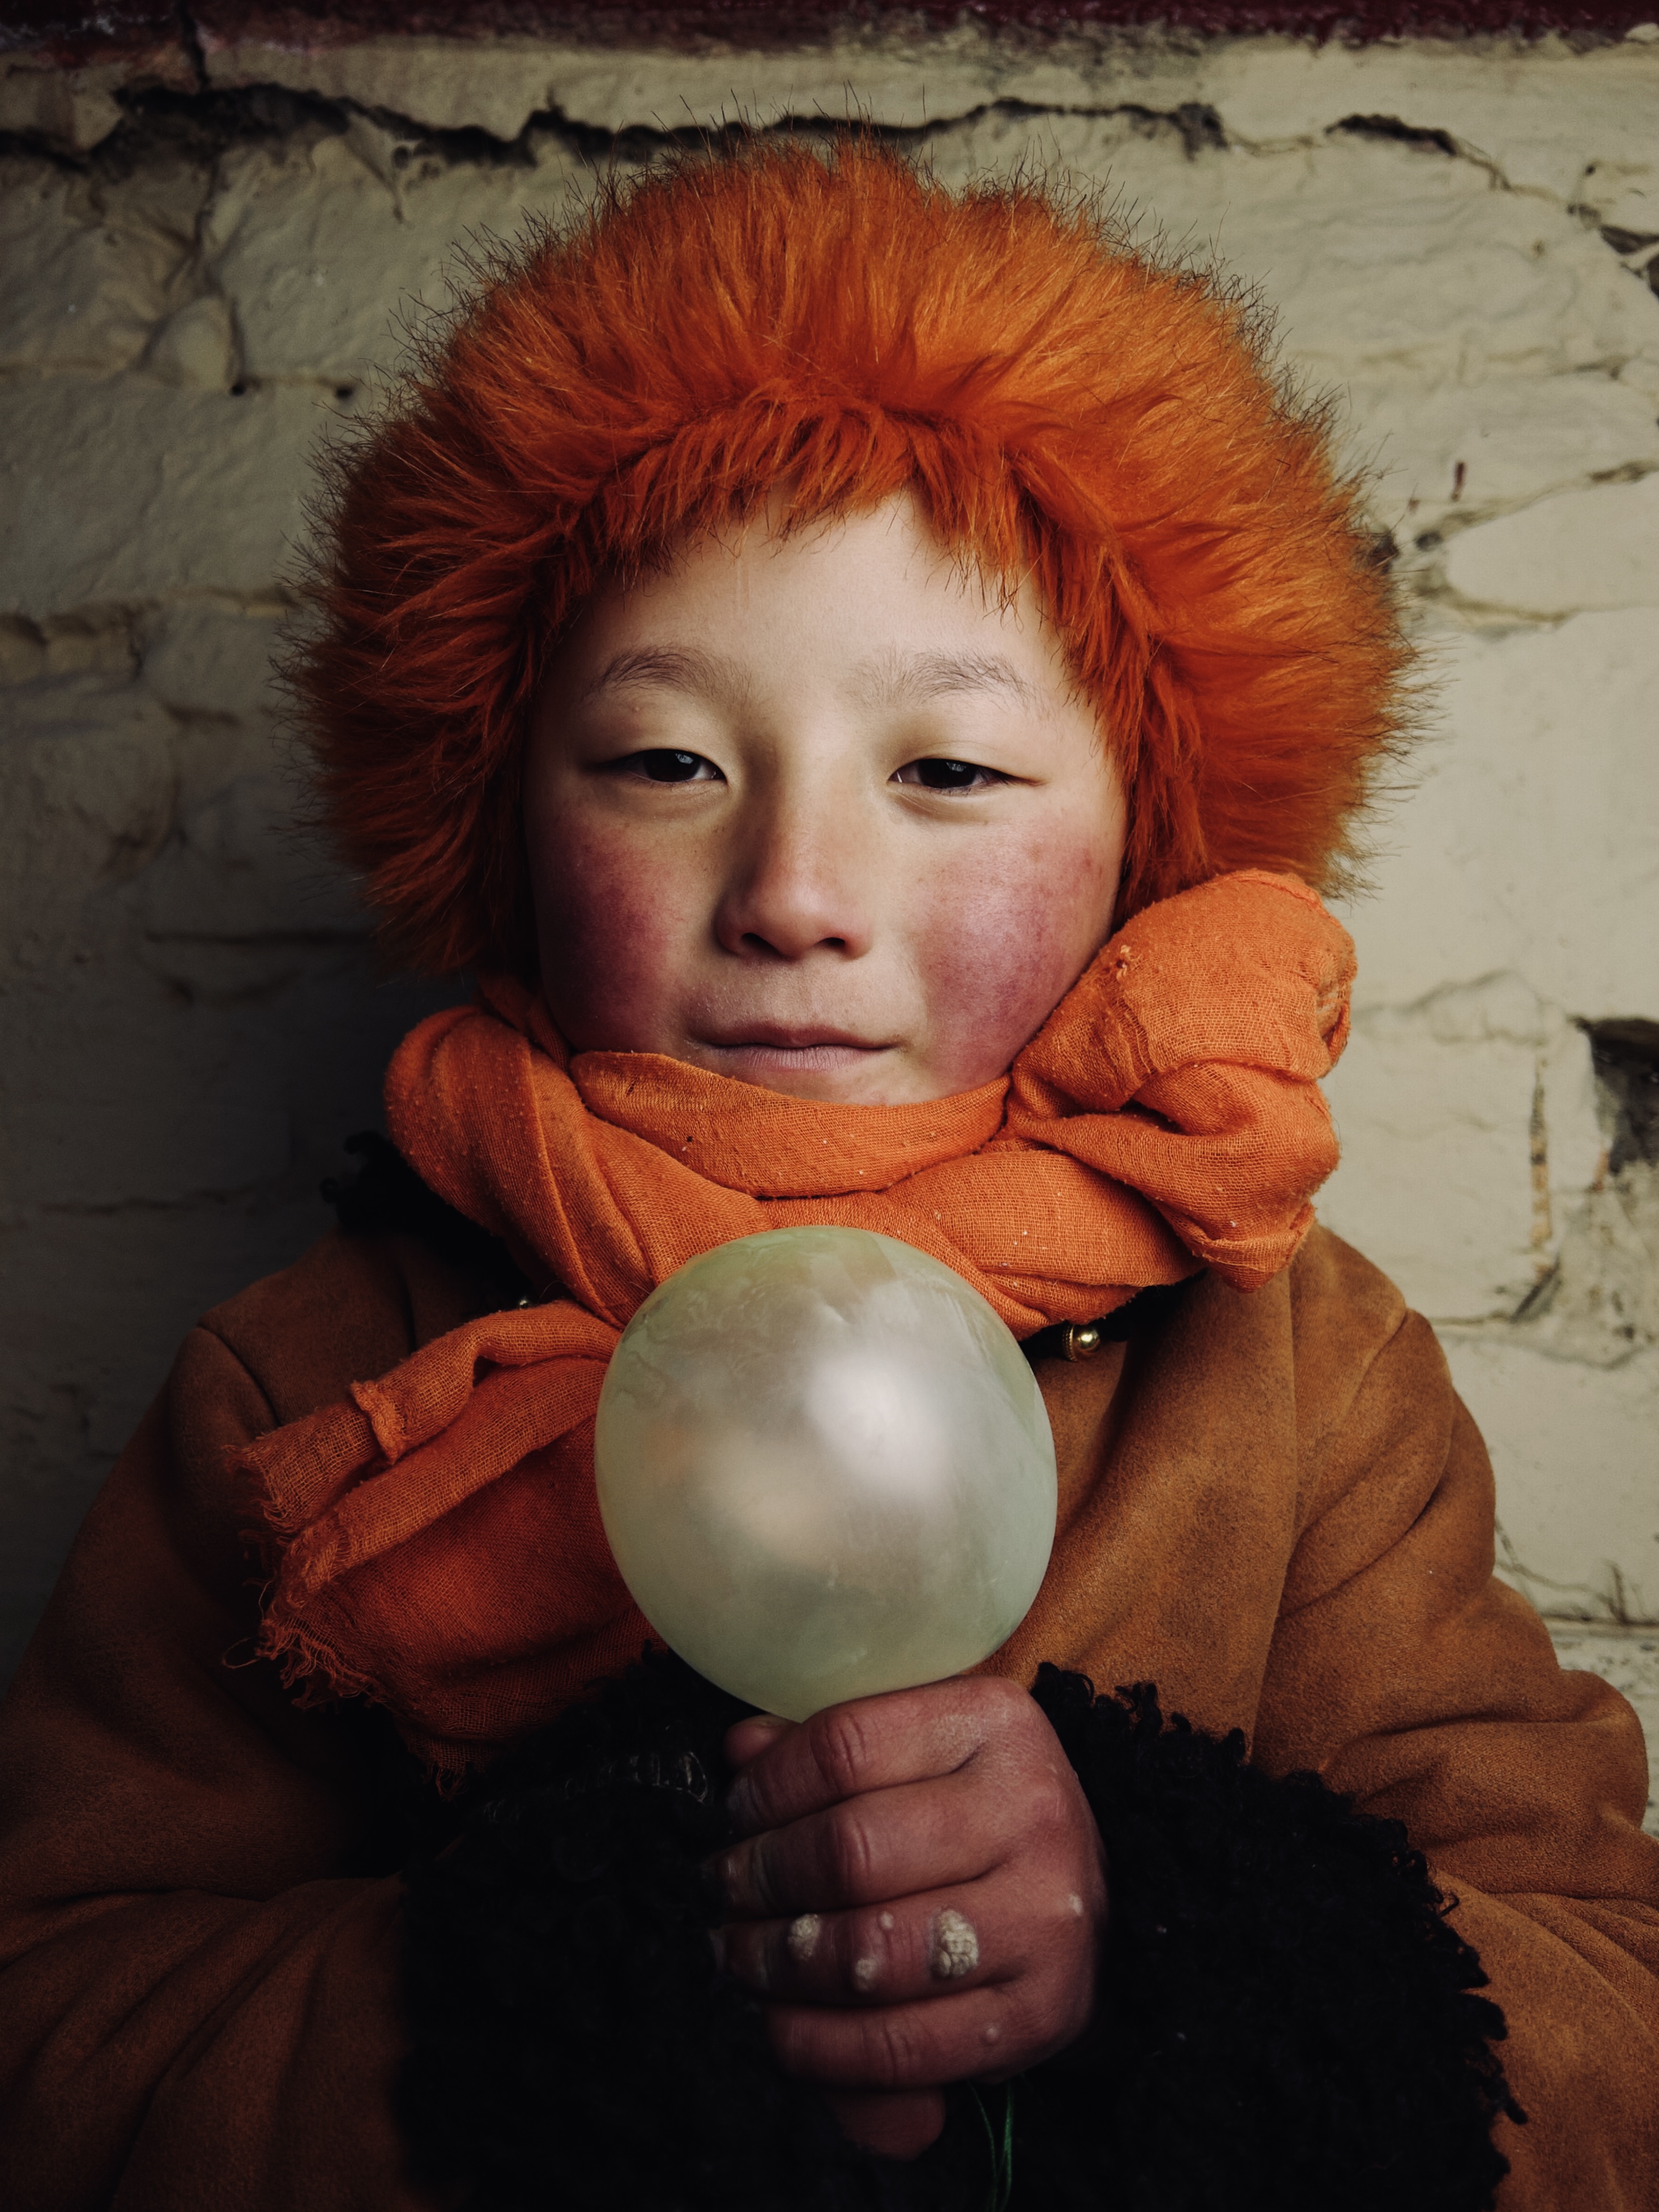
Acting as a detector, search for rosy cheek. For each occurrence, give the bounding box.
[911,825,1116,1090]
[530,819,694,1052]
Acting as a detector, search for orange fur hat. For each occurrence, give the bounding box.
[296,139,1409,975]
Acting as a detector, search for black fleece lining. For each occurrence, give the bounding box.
[395,1652,1519,2211]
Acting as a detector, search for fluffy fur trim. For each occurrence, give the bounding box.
[395,1653,1517,2210]
[1024,1665,1522,2211]
[293,140,1412,975]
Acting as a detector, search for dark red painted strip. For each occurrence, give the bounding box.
[3,0,1654,73]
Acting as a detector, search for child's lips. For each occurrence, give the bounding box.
[697,1028,897,1069]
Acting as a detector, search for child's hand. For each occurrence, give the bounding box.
[710,1676,1108,2159]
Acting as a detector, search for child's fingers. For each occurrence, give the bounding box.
[719,1881,1026,2008]
[722,1676,1034,1839]
[724,1713,793,1769]
[826,2088,947,2160]
[722,1873,1094,2009]
[711,1766,1034,1920]
[764,1982,1032,2091]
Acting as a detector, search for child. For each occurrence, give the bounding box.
[1,143,1654,2211]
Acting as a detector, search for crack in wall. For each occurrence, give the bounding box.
[1496,1523,1654,1625]
[1331,109,1458,157]
[7,76,1244,175]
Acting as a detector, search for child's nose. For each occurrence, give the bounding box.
[712,811,875,963]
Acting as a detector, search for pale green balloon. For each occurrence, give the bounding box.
[594,1225,1057,1721]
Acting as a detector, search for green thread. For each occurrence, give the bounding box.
[970,2083,1016,2212]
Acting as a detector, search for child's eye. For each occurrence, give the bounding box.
[894,757,1004,793]
[619,749,722,784]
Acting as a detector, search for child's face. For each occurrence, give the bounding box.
[525,494,1125,1105]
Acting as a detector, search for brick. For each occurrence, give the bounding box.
[0,670,177,977]
[0,154,202,377]
[1344,373,1659,535]
[1338,610,1659,1018]
[1444,470,1659,616]
[1445,1331,1659,1618]
[205,127,587,383]
[1319,986,1605,1322]
[0,378,319,616]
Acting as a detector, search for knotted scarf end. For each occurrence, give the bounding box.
[254,1604,491,1790]
[255,1604,384,1714]
[349,1375,408,1464]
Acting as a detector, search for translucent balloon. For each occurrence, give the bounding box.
[595,1225,1057,1721]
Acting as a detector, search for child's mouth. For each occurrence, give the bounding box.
[698,1028,895,1072]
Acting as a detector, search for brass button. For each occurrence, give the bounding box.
[1061,1322,1103,1361]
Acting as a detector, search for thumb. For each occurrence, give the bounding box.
[828,2090,947,2160]
[724,1713,794,1771]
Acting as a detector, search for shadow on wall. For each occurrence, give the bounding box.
[1587,1020,1659,1177]
[0,604,461,1690]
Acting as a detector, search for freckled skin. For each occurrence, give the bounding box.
[524,493,1126,1106]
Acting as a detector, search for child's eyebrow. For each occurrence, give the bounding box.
[855,649,1045,713]
[575,647,727,706]
[572,645,1044,714]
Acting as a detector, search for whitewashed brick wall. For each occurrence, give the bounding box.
[3,29,1656,1771]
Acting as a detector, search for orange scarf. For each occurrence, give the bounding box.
[242,872,1353,1773]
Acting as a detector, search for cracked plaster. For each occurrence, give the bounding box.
[2,28,1657,1679]
[1443,467,1659,615]
[193,27,1659,193]
[1547,1624,1659,1831]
